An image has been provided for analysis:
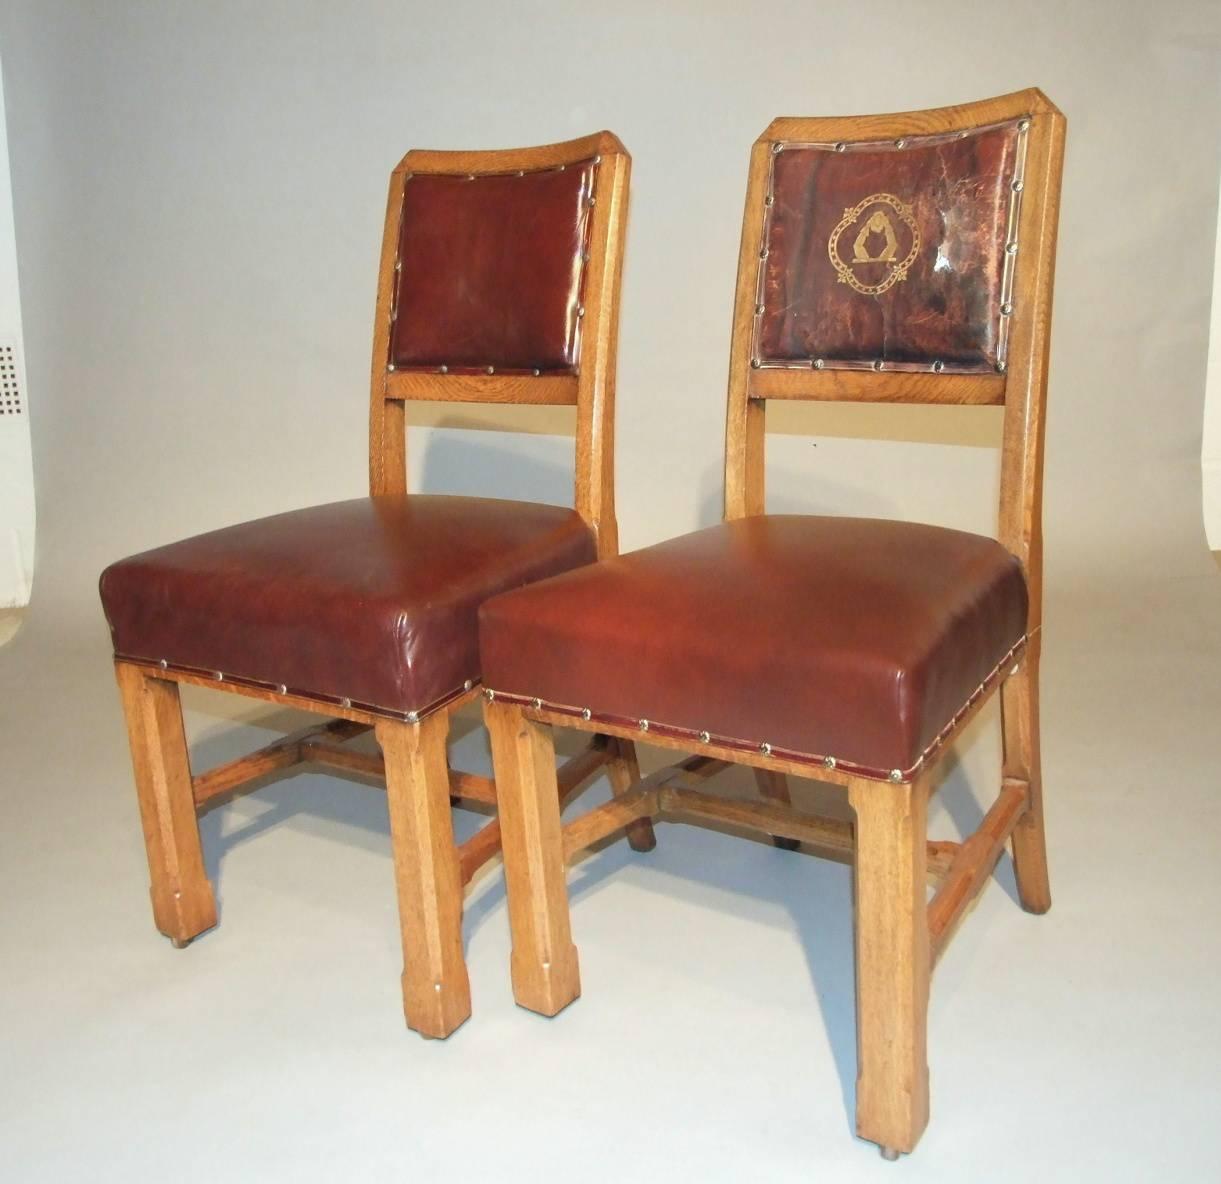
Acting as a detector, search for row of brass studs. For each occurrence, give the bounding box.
[155,657,475,724]
[485,641,1026,786]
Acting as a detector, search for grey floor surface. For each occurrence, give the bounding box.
[1,557,1219,1183]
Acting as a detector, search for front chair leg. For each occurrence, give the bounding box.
[115,662,217,946]
[376,713,471,1039]
[1002,646,1051,913]
[848,775,931,1158]
[485,699,580,1017]
[605,737,657,852]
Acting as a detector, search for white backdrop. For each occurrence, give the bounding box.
[2,4,1220,1181]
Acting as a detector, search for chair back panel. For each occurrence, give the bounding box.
[390,162,597,375]
[756,121,1023,375]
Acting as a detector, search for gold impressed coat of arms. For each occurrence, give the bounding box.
[827,193,920,296]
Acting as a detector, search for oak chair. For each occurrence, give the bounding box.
[99,131,650,1039]
[478,91,1065,1155]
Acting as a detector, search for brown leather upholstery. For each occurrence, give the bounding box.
[479,516,1028,779]
[390,161,596,374]
[756,122,1021,372]
[101,496,596,719]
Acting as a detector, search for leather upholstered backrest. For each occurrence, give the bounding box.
[390,162,597,375]
[754,120,1025,375]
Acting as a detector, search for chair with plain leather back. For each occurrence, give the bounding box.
[478,90,1065,1154]
[99,131,647,1039]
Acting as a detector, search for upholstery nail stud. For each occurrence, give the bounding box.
[486,365,495,375]
[581,708,592,721]
[889,769,902,783]
[751,358,761,369]
[277,684,287,695]
[214,671,224,682]
[824,756,837,769]
[1018,117,1031,131]
[484,689,495,702]
[699,730,711,744]
[532,368,541,376]
[576,306,585,318]
[638,719,649,732]
[439,364,448,373]
[407,711,419,724]
[532,698,542,709]
[387,363,396,372]
[1010,664,1021,676]
[463,679,473,691]
[1001,302,1014,316]
[834,142,846,152]
[759,742,772,756]
[771,142,782,154]
[932,360,944,373]
[996,360,1007,373]
[814,358,825,370]
[159,659,168,670]
[1012,180,1024,193]
[341,698,352,708]
[894,138,907,148]
[1006,241,1018,255]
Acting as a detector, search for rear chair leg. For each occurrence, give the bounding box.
[485,699,580,1017]
[115,662,217,946]
[755,768,800,850]
[606,737,657,852]
[848,775,931,1158]
[1001,645,1051,913]
[376,713,472,1039]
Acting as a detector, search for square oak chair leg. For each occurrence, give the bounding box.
[115,661,218,946]
[485,698,580,1017]
[848,774,931,1159]
[1002,645,1051,914]
[376,713,472,1039]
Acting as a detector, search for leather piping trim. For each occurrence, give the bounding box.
[113,651,478,724]
[488,633,1031,784]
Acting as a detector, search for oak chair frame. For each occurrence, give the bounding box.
[484,91,1065,1156]
[113,131,652,1040]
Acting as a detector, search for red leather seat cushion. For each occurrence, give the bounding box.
[479,516,1028,778]
[101,496,596,718]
